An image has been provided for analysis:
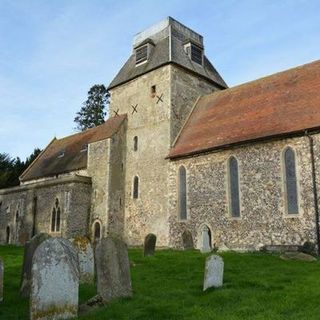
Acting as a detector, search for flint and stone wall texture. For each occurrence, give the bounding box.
[0,176,91,244]
[168,135,320,250]
[109,64,218,246]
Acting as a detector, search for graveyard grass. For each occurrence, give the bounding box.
[1,246,320,319]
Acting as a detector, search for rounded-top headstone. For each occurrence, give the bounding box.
[72,236,94,284]
[203,254,224,291]
[95,237,132,302]
[30,238,80,320]
[20,233,51,298]
[144,233,157,257]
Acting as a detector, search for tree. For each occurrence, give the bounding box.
[74,84,109,131]
[0,148,42,189]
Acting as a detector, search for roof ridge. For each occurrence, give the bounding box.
[201,59,320,101]
[56,114,127,142]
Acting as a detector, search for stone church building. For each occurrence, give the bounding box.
[1,17,320,252]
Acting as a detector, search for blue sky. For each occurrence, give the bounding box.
[0,0,319,160]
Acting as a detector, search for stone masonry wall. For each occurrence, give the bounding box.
[87,139,110,238]
[109,66,172,246]
[109,64,224,246]
[170,66,220,145]
[0,177,91,244]
[168,135,319,250]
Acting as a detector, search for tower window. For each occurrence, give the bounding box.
[133,136,138,151]
[151,85,156,97]
[135,45,148,65]
[133,176,139,199]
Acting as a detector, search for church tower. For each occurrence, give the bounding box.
[107,17,227,246]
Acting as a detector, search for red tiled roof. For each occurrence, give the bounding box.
[20,115,127,181]
[168,60,320,159]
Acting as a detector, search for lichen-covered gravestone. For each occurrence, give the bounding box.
[182,230,194,249]
[30,238,80,320]
[203,255,224,291]
[144,233,156,257]
[20,233,51,297]
[95,237,132,302]
[200,225,211,253]
[73,236,94,284]
[0,258,3,302]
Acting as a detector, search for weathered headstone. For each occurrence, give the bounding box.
[30,238,79,320]
[73,236,94,284]
[203,255,224,291]
[200,225,211,253]
[20,233,51,297]
[0,258,3,302]
[144,233,156,257]
[182,230,194,249]
[95,237,132,302]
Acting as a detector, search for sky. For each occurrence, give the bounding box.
[0,0,319,160]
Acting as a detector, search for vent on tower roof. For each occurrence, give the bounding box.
[135,44,148,65]
[184,41,203,66]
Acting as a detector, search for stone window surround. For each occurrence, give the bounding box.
[281,145,302,218]
[226,156,242,220]
[177,165,189,221]
[50,198,61,234]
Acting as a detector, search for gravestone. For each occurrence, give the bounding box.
[144,233,156,257]
[20,233,51,297]
[203,255,224,291]
[182,230,194,249]
[95,237,132,302]
[73,236,94,284]
[200,225,211,253]
[0,258,3,302]
[30,238,79,320]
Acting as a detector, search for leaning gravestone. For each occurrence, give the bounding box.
[200,225,211,253]
[182,230,194,249]
[30,238,79,320]
[203,255,224,291]
[0,258,3,302]
[144,233,157,257]
[95,237,132,302]
[20,233,51,297]
[72,236,94,284]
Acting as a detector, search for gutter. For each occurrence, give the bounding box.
[305,131,320,255]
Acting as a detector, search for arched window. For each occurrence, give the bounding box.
[178,166,187,220]
[6,226,10,244]
[228,156,240,217]
[283,147,299,214]
[51,198,61,232]
[133,176,139,199]
[93,221,101,241]
[133,136,138,151]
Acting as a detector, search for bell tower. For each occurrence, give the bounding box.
[107,17,227,246]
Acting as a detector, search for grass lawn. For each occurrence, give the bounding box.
[1,246,320,319]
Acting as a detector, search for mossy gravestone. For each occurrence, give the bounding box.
[182,230,194,250]
[144,233,156,257]
[95,237,132,302]
[72,236,94,284]
[203,255,224,291]
[0,258,3,302]
[20,233,51,298]
[30,238,79,320]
